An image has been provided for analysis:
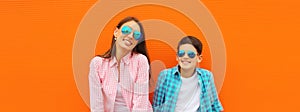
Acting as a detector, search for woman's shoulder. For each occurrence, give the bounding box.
[132,53,148,61]
[90,56,103,63]
[90,56,110,65]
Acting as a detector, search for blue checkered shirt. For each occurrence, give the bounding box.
[152,65,223,112]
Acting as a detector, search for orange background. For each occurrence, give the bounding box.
[1,0,300,111]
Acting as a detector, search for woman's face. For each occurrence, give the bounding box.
[114,21,141,51]
[177,44,201,71]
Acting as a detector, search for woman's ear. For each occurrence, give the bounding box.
[114,27,119,37]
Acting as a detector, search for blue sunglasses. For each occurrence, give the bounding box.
[121,25,142,40]
[177,50,197,58]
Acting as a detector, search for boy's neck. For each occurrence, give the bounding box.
[180,68,196,78]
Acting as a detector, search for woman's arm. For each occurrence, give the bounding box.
[89,57,104,112]
[132,54,153,112]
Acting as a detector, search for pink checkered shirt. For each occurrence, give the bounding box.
[89,52,153,112]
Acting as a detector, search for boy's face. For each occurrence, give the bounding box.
[177,44,201,71]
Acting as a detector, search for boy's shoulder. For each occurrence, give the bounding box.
[160,66,178,75]
[196,68,214,81]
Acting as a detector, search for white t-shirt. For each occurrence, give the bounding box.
[175,72,201,112]
[113,83,130,112]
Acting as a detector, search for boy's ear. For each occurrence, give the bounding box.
[197,55,202,62]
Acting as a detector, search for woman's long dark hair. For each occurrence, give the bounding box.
[97,16,151,79]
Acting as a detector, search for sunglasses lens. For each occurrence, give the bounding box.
[177,50,185,57]
[133,31,141,40]
[187,51,196,58]
[121,26,132,35]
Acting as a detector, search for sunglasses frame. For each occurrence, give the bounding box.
[177,50,197,58]
[120,25,142,40]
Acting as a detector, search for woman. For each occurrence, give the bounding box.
[89,16,153,112]
[153,36,223,112]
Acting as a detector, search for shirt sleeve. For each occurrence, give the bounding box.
[89,57,104,112]
[132,54,153,112]
[152,70,167,112]
[207,71,224,112]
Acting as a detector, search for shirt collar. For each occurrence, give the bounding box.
[172,65,203,77]
[171,65,180,76]
[122,52,131,64]
[109,52,132,67]
[195,68,202,76]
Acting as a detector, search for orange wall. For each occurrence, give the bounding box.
[1,0,300,111]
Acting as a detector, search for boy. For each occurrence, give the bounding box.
[153,36,223,112]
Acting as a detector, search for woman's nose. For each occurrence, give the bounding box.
[127,32,134,39]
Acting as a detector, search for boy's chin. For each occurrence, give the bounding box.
[180,64,195,70]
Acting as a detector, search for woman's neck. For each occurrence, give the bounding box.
[115,45,130,63]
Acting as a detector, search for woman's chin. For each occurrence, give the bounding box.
[120,44,134,51]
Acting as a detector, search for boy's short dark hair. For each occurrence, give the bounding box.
[177,36,203,55]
